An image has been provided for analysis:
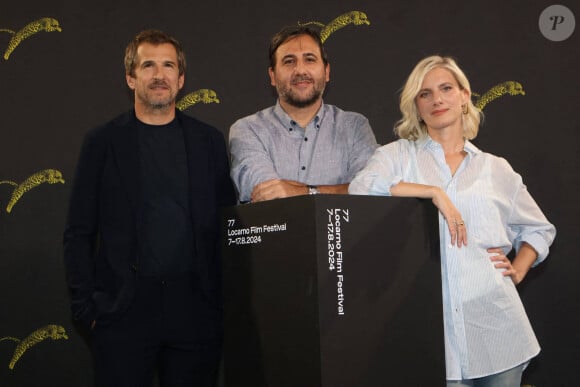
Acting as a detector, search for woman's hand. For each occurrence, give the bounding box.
[390,182,467,247]
[431,187,467,248]
[488,243,537,285]
[488,248,516,281]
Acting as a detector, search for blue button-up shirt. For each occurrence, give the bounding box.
[349,137,556,379]
[229,101,378,202]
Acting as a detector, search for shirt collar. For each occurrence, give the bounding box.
[418,135,481,157]
[463,139,481,156]
[416,135,432,150]
[273,100,325,130]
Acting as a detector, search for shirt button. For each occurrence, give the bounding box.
[301,166,306,170]
[304,137,308,141]
[288,128,293,132]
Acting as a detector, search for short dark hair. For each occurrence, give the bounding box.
[268,25,328,69]
[124,29,186,77]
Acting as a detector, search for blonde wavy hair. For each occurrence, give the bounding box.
[394,55,482,141]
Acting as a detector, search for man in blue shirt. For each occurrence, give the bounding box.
[229,25,378,203]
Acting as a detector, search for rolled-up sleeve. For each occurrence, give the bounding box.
[507,176,556,266]
[345,116,379,181]
[229,118,279,202]
[348,144,403,196]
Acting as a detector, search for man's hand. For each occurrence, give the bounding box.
[251,179,307,202]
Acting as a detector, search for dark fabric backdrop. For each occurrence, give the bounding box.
[1,1,577,385]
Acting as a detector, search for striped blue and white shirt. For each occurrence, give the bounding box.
[349,136,556,379]
[229,101,378,202]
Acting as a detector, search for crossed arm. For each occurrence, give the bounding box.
[250,179,348,202]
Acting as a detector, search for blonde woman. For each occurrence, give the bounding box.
[349,55,555,386]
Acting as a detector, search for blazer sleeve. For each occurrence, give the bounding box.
[214,128,237,208]
[63,127,105,327]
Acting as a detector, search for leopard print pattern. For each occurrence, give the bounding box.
[4,325,68,370]
[474,81,526,110]
[176,89,220,111]
[298,11,370,43]
[2,17,62,60]
[5,169,65,213]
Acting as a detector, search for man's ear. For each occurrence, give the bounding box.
[126,74,135,90]
[268,67,276,87]
[178,73,185,90]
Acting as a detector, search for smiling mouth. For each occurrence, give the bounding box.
[291,77,313,86]
[150,81,169,90]
[432,109,448,115]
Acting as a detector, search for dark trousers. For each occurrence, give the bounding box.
[92,274,222,387]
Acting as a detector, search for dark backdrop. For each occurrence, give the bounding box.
[0,1,577,385]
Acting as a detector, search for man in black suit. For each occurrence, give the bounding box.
[63,29,235,387]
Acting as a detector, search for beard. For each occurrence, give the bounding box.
[137,80,178,110]
[276,75,326,108]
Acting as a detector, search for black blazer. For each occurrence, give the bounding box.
[63,110,235,328]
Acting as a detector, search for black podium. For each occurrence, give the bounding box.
[222,195,445,386]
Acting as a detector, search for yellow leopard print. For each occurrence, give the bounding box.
[176,89,220,111]
[1,325,68,370]
[299,11,370,43]
[3,169,65,213]
[474,81,526,110]
[1,17,62,60]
